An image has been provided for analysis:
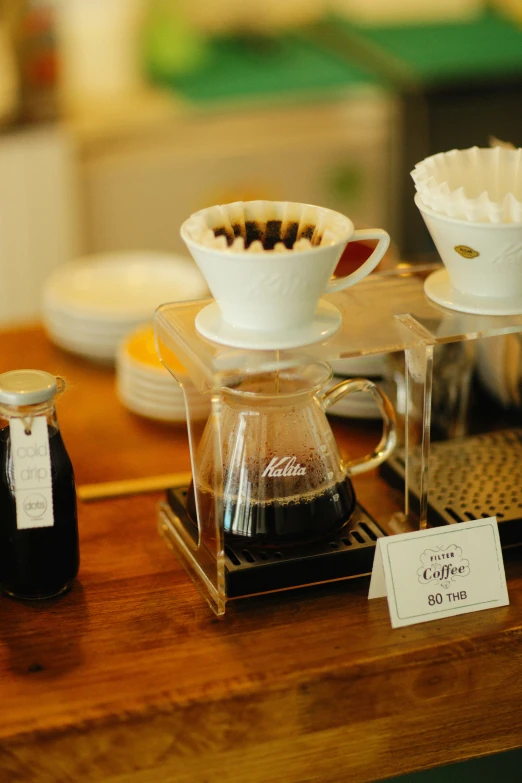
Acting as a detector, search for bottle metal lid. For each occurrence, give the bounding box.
[0,370,58,406]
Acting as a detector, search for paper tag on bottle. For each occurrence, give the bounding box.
[10,416,54,529]
[369,518,509,628]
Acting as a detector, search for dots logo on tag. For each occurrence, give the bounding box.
[24,493,48,520]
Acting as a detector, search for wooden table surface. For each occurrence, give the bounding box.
[1,325,522,783]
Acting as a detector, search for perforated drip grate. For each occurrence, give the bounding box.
[165,487,384,598]
[380,429,522,547]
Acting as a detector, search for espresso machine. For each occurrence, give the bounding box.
[154,200,522,615]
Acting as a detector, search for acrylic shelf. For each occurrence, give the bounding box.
[154,266,522,614]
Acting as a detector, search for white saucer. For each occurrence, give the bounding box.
[195,300,342,350]
[327,392,381,420]
[43,252,208,320]
[324,377,392,420]
[425,268,522,316]
[330,354,387,379]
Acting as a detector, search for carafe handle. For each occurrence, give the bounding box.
[319,377,397,475]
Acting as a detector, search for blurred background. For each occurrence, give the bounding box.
[2,0,522,326]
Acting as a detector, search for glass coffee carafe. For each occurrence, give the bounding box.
[187,362,396,548]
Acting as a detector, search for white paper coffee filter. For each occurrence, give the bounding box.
[182,200,352,252]
[411,147,522,223]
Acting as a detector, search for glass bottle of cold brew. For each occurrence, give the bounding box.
[0,370,79,599]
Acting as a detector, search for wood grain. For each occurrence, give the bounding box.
[77,472,193,501]
[0,326,521,783]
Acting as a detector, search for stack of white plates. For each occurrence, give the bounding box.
[116,324,210,423]
[476,335,521,408]
[327,355,390,420]
[42,251,208,363]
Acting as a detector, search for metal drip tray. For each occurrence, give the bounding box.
[165,487,384,598]
[380,428,522,547]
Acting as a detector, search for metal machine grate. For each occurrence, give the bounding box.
[166,487,384,598]
[380,428,522,547]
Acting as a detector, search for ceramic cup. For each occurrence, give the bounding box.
[181,201,390,333]
[416,193,522,298]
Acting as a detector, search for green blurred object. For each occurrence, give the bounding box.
[145,8,522,101]
[328,164,364,203]
[302,9,522,258]
[143,0,208,79]
[147,30,378,103]
[322,9,522,85]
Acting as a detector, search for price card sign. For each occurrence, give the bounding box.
[369,518,509,628]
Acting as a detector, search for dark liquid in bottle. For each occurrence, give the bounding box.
[186,479,355,548]
[0,425,80,599]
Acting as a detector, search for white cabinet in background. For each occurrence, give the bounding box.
[0,127,80,326]
[79,93,398,258]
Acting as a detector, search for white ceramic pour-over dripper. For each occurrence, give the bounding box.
[416,194,522,315]
[181,200,390,349]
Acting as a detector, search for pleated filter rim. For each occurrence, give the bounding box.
[181,200,353,252]
[411,147,522,223]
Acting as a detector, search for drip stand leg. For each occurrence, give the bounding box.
[405,345,434,530]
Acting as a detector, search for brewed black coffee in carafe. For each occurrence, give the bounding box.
[187,363,396,548]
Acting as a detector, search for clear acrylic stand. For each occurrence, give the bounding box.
[154,267,522,615]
